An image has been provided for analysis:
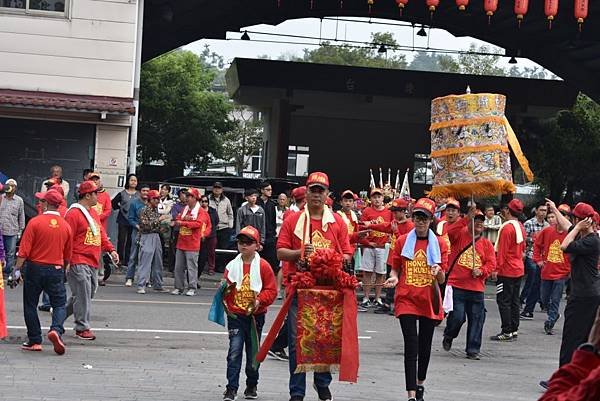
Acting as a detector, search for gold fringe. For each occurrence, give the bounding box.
[503,116,534,182]
[428,180,516,199]
[294,363,340,374]
[430,116,505,131]
[430,145,509,158]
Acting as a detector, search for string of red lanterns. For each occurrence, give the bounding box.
[514,0,529,28]
[484,0,499,24]
[574,0,589,31]
[456,0,469,11]
[545,0,559,29]
[396,0,409,16]
[426,0,439,19]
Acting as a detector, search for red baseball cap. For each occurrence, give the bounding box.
[147,190,160,199]
[508,199,524,214]
[306,172,329,189]
[593,212,600,225]
[446,197,461,210]
[390,198,409,211]
[49,184,64,197]
[187,188,201,199]
[78,180,98,196]
[370,188,383,197]
[35,189,63,207]
[413,198,436,218]
[572,202,595,219]
[341,190,355,199]
[291,186,307,201]
[237,225,260,243]
[473,209,485,220]
[557,204,571,214]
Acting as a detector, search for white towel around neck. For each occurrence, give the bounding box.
[226,253,262,292]
[181,202,200,219]
[494,219,524,251]
[68,203,98,236]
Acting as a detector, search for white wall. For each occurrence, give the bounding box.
[0,0,137,98]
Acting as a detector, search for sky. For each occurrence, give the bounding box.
[184,17,544,72]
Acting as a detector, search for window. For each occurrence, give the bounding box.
[413,153,433,185]
[1,0,67,15]
[287,145,310,177]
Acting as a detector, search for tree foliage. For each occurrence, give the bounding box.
[221,106,264,176]
[138,50,233,173]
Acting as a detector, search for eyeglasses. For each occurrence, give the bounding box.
[308,186,325,193]
[237,239,256,246]
[413,214,430,222]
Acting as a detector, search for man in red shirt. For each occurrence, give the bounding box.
[64,181,119,341]
[443,207,496,360]
[15,189,73,354]
[436,198,461,252]
[534,210,571,335]
[359,188,393,309]
[89,172,112,230]
[171,188,209,296]
[336,190,368,257]
[490,198,526,342]
[277,171,352,401]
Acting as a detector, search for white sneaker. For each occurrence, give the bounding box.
[171,289,182,295]
[185,289,196,296]
[136,287,146,294]
[125,279,133,287]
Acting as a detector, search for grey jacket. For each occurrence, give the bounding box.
[235,204,266,244]
[208,194,234,230]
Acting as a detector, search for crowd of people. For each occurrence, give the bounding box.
[1,165,599,401]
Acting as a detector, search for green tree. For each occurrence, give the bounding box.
[221,106,264,176]
[138,50,233,174]
[301,32,407,69]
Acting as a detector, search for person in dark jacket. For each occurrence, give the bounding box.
[198,194,219,278]
[236,189,265,244]
[111,174,139,267]
[257,181,279,273]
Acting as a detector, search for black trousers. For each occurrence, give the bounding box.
[270,319,289,352]
[385,264,395,305]
[399,315,437,392]
[559,296,600,366]
[216,228,232,272]
[496,276,522,334]
[259,240,280,274]
[117,224,133,265]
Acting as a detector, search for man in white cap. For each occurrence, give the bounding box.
[0,178,25,279]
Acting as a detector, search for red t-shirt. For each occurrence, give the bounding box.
[391,234,449,320]
[495,220,526,278]
[533,226,571,281]
[277,210,353,279]
[370,219,415,266]
[223,257,277,315]
[91,190,112,230]
[361,207,393,248]
[447,218,496,292]
[175,207,209,251]
[65,206,115,268]
[18,212,72,266]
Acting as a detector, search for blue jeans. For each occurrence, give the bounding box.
[444,288,486,354]
[22,262,67,344]
[41,292,51,308]
[522,257,541,313]
[288,296,332,397]
[126,227,139,280]
[226,314,265,392]
[540,278,566,327]
[2,235,17,276]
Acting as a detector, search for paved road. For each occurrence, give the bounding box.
[1,274,560,401]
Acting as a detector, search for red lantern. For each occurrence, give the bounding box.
[426,0,439,17]
[368,0,374,14]
[456,0,469,11]
[514,0,529,27]
[574,0,588,31]
[484,0,498,23]
[396,0,408,15]
[544,0,559,29]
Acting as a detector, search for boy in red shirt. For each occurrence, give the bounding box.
[443,207,496,360]
[436,198,461,252]
[64,181,118,341]
[534,210,571,335]
[359,188,393,309]
[222,225,277,401]
[490,198,526,342]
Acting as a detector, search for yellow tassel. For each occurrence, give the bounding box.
[503,116,534,183]
[428,180,516,199]
[294,363,339,374]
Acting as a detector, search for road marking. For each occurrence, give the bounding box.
[92,299,283,308]
[7,325,371,339]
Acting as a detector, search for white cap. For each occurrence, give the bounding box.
[5,179,17,186]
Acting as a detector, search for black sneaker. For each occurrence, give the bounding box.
[520,311,534,320]
[442,336,453,351]
[466,352,480,360]
[373,303,391,314]
[38,305,51,312]
[268,349,289,361]
[223,388,237,401]
[289,397,304,401]
[539,380,549,390]
[544,321,553,335]
[313,384,332,401]
[416,384,425,401]
[243,385,257,399]
[489,332,514,341]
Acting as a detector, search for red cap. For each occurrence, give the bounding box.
[326,197,333,207]
[49,184,64,197]
[147,190,160,199]
[341,190,355,199]
[557,204,571,214]
[593,212,600,225]
[508,199,524,214]
[572,202,595,219]
[370,188,383,197]
[44,177,59,187]
[390,198,409,211]
[237,225,260,243]
[353,193,359,201]
[473,209,485,219]
[306,172,329,189]
[187,188,201,199]
[78,180,98,196]
[413,198,436,217]
[291,186,307,201]
[35,189,63,206]
[446,197,461,209]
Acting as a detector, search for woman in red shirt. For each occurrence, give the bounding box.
[385,198,449,401]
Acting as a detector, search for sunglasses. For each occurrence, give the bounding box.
[201,200,209,203]
[237,239,256,246]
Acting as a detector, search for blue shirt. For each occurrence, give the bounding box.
[128,198,146,228]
